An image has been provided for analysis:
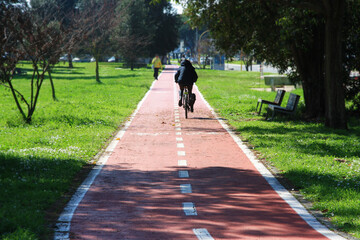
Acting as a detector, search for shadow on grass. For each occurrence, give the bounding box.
[0,152,85,239]
[238,122,360,159]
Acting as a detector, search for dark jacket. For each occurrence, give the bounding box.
[174,60,198,85]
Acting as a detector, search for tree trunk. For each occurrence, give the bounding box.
[7,77,27,121]
[95,57,101,83]
[291,23,325,119]
[48,68,57,101]
[68,53,73,68]
[323,1,347,129]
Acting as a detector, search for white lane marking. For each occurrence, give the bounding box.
[175,127,181,131]
[175,123,181,127]
[178,160,187,166]
[54,79,159,240]
[176,132,182,135]
[131,132,169,136]
[179,170,189,178]
[180,184,192,193]
[193,228,214,240]
[175,119,180,123]
[176,137,183,141]
[183,202,197,216]
[177,143,184,148]
[186,132,226,135]
[195,84,346,240]
[178,151,186,156]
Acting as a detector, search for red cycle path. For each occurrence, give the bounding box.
[69,66,333,239]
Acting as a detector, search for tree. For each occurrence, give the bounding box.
[145,0,181,58]
[30,0,78,69]
[1,2,67,123]
[114,0,180,67]
[75,0,117,83]
[113,0,152,70]
[179,16,197,55]
[183,0,360,129]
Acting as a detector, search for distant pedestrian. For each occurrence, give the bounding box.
[151,54,162,80]
[175,59,198,112]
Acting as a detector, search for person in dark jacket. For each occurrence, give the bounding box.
[174,59,198,111]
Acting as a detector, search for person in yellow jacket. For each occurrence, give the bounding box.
[151,54,162,80]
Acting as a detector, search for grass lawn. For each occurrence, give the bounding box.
[0,62,153,239]
[196,69,360,238]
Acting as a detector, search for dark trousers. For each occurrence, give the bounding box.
[179,83,195,107]
[179,84,193,97]
[154,68,160,79]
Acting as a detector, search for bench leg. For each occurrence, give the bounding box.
[256,101,260,112]
[258,102,263,115]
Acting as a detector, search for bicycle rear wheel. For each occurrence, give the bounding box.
[184,94,189,119]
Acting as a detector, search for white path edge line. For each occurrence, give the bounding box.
[53,78,159,240]
[194,84,346,240]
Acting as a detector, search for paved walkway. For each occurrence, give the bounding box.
[55,66,344,239]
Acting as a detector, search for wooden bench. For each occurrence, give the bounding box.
[256,89,285,115]
[265,93,300,120]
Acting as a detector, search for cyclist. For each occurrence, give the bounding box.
[174,59,198,112]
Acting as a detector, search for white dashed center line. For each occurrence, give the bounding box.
[183,202,197,216]
[177,143,185,148]
[178,160,187,167]
[180,184,192,193]
[179,170,189,178]
[193,228,214,240]
[178,151,186,156]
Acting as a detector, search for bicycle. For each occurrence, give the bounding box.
[182,86,190,119]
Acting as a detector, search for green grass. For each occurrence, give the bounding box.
[196,69,360,238]
[0,62,153,239]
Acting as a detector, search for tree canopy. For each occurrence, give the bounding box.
[182,0,360,129]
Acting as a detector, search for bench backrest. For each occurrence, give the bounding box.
[285,93,300,111]
[274,89,286,105]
